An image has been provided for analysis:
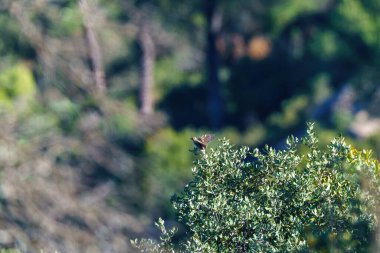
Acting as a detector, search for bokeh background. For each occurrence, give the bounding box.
[0,0,380,252]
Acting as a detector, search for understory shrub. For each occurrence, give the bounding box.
[133,123,380,252]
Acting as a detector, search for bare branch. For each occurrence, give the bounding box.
[79,0,107,94]
[138,21,156,115]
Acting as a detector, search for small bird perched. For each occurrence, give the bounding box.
[191,134,214,152]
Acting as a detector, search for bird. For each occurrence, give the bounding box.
[191,134,214,151]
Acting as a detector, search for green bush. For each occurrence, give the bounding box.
[0,63,36,109]
[133,123,380,252]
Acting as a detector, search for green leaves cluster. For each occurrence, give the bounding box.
[0,63,36,109]
[134,123,380,252]
[131,218,177,253]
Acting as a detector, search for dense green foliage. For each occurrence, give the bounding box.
[134,123,380,252]
[0,63,36,108]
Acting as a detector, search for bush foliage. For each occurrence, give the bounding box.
[133,123,380,252]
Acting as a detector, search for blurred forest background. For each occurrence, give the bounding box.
[0,0,380,252]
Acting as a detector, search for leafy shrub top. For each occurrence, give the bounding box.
[134,123,380,252]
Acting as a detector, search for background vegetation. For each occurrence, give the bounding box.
[0,0,380,252]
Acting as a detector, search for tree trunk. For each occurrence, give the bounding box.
[139,21,155,115]
[79,0,106,94]
[205,0,223,129]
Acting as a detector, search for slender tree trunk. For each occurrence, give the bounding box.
[205,0,223,129]
[79,0,106,94]
[139,21,155,115]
